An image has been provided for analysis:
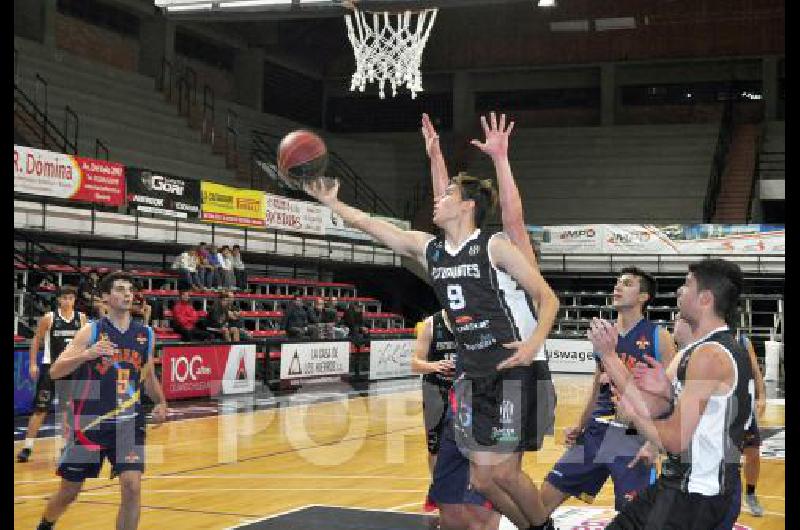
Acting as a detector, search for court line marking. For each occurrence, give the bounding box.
[16,473,432,485]
[222,504,314,529]
[75,499,258,518]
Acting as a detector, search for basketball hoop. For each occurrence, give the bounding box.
[344,6,438,99]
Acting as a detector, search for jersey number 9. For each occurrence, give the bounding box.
[447,284,465,310]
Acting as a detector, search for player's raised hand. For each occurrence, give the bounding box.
[496,340,535,370]
[303,177,340,206]
[470,111,515,160]
[421,113,442,158]
[632,355,672,402]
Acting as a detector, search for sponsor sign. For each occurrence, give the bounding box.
[201,181,266,228]
[264,193,326,234]
[14,145,125,206]
[221,344,256,395]
[161,345,223,399]
[369,339,414,380]
[14,349,43,415]
[279,342,350,380]
[545,339,596,373]
[126,167,201,219]
[529,224,785,255]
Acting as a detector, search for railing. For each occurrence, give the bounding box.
[95,138,109,161]
[703,96,735,222]
[747,135,761,223]
[225,108,239,168]
[202,84,215,144]
[64,105,79,154]
[14,83,78,155]
[157,57,174,100]
[34,73,48,119]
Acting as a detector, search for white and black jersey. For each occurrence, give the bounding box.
[423,311,459,388]
[43,310,82,364]
[425,229,543,376]
[661,326,754,496]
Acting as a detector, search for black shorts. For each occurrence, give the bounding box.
[452,360,556,454]
[57,421,146,482]
[606,479,731,530]
[422,381,450,454]
[33,364,58,412]
[743,417,761,448]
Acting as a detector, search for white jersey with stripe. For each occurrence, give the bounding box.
[661,326,754,496]
[424,229,544,376]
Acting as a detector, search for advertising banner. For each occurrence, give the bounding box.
[530,224,785,255]
[264,193,326,234]
[369,339,414,380]
[201,181,266,228]
[221,344,256,395]
[161,345,223,399]
[545,338,597,374]
[14,349,43,416]
[126,167,201,219]
[14,145,125,206]
[279,341,350,380]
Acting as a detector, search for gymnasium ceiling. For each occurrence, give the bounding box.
[153,0,784,78]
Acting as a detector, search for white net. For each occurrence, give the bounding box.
[344,8,438,99]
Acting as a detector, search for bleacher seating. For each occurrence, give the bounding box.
[465,123,719,224]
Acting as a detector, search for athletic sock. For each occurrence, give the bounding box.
[36,517,54,530]
[25,438,34,449]
[746,484,756,496]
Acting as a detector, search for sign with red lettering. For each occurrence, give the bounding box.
[14,145,125,206]
[161,345,224,400]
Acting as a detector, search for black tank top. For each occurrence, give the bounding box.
[423,311,458,388]
[424,230,541,376]
[44,310,82,364]
[661,327,753,495]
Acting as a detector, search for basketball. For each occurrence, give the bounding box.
[277,130,329,181]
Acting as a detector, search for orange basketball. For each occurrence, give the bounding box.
[276,130,329,180]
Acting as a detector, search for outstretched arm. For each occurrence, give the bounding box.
[305,178,433,264]
[421,113,450,199]
[472,111,537,268]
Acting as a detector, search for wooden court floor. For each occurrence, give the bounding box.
[14,374,785,529]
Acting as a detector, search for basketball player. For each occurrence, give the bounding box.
[305,120,559,530]
[17,286,86,463]
[36,271,168,530]
[589,258,754,529]
[539,267,676,514]
[411,309,457,476]
[736,331,766,517]
[419,112,545,530]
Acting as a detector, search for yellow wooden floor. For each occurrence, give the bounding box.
[14,374,785,529]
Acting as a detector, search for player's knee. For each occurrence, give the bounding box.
[119,476,141,501]
[491,465,519,490]
[469,468,496,494]
[59,483,82,505]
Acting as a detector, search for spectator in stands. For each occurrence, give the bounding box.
[231,245,248,292]
[206,244,225,290]
[78,272,106,319]
[171,289,210,341]
[196,242,216,289]
[172,248,201,290]
[203,290,245,341]
[343,302,370,346]
[282,297,311,339]
[131,286,152,325]
[321,297,349,339]
[219,246,236,290]
[305,297,326,340]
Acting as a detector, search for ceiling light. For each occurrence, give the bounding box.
[538,0,556,6]
[550,20,589,32]
[218,0,292,6]
[166,3,213,12]
[594,17,637,31]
